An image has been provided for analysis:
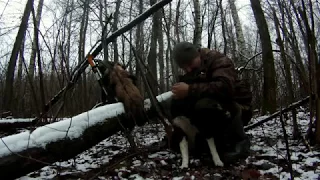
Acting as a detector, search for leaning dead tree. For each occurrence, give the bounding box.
[245,95,311,131]
[31,0,173,126]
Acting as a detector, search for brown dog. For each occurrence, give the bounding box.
[109,63,146,127]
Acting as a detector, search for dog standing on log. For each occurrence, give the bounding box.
[109,63,146,128]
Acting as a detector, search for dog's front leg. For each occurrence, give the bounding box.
[206,137,224,167]
[179,136,189,168]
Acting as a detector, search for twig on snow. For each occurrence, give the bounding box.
[279,105,294,180]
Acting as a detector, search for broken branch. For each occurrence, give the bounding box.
[245,96,310,131]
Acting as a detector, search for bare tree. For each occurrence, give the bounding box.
[174,0,181,43]
[193,0,201,47]
[147,0,160,95]
[219,3,227,55]
[112,0,122,63]
[250,0,277,114]
[282,0,309,97]
[28,0,44,80]
[2,0,34,113]
[272,7,300,139]
[135,0,145,94]
[228,0,247,66]
[207,0,221,49]
[158,10,165,93]
[77,0,90,112]
[297,0,320,143]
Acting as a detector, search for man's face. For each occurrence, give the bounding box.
[181,56,201,73]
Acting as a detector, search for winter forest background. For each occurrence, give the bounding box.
[0,0,320,179]
[0,0,318,117]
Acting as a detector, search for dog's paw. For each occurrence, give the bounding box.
[179,163,189,169]
[214,159,224,167]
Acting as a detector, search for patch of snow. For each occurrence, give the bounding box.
[0,92,172,157]
[251,145,262,151]
[300,171,319,180]
[279,172,292,180]
[160,160,167,166]
[252,159,269,166]
[129,174,145,180]
[304,157,320,166]
[263,166,282,174]
[172,177,184,180]
[132,160,142,167]
[98,176,107,180]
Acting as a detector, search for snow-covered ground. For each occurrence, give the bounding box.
[12,107,319,180]
[245,109,320,180]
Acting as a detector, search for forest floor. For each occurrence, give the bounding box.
[14,108,320,180]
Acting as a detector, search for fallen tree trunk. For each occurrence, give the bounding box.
[0,92,173,180]
[245,96,310,131]
[0,119,37,133]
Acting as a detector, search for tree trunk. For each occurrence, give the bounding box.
[174,0,181,43]
[250,0,277,114]
[228,0,246,66]
[128,0,134,74]
[288,0,308,53]
[17,39,25,88]
[31,6,46,121]
[147,0,160,95]
[27,0,44,80]
[77,0,89,112]
[316,54,320,144]
[3,0,34,113]
[193,0,201,48]
[112,0,122,63]
[165,2,173,89]
[298,0,320,144]
[135,0,145,94]
[158,12,165,93]
[65,0,74,78]
[207,0,221,49]
[273,8,300,139]
[219,3,227,55]
[99,0,109,63]
[282,0,309,97]
[15,37,25,116]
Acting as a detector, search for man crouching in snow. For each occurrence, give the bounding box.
[169,42,251,168]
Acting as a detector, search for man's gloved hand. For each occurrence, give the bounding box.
[171,82,189,99]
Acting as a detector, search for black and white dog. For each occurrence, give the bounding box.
[171,112,229,168]
[170,115,224,168]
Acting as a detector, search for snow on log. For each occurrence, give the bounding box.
[0,92,173,180]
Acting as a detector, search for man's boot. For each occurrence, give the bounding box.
[223,105,250,164]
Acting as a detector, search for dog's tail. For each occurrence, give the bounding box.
[172,116,199,148]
